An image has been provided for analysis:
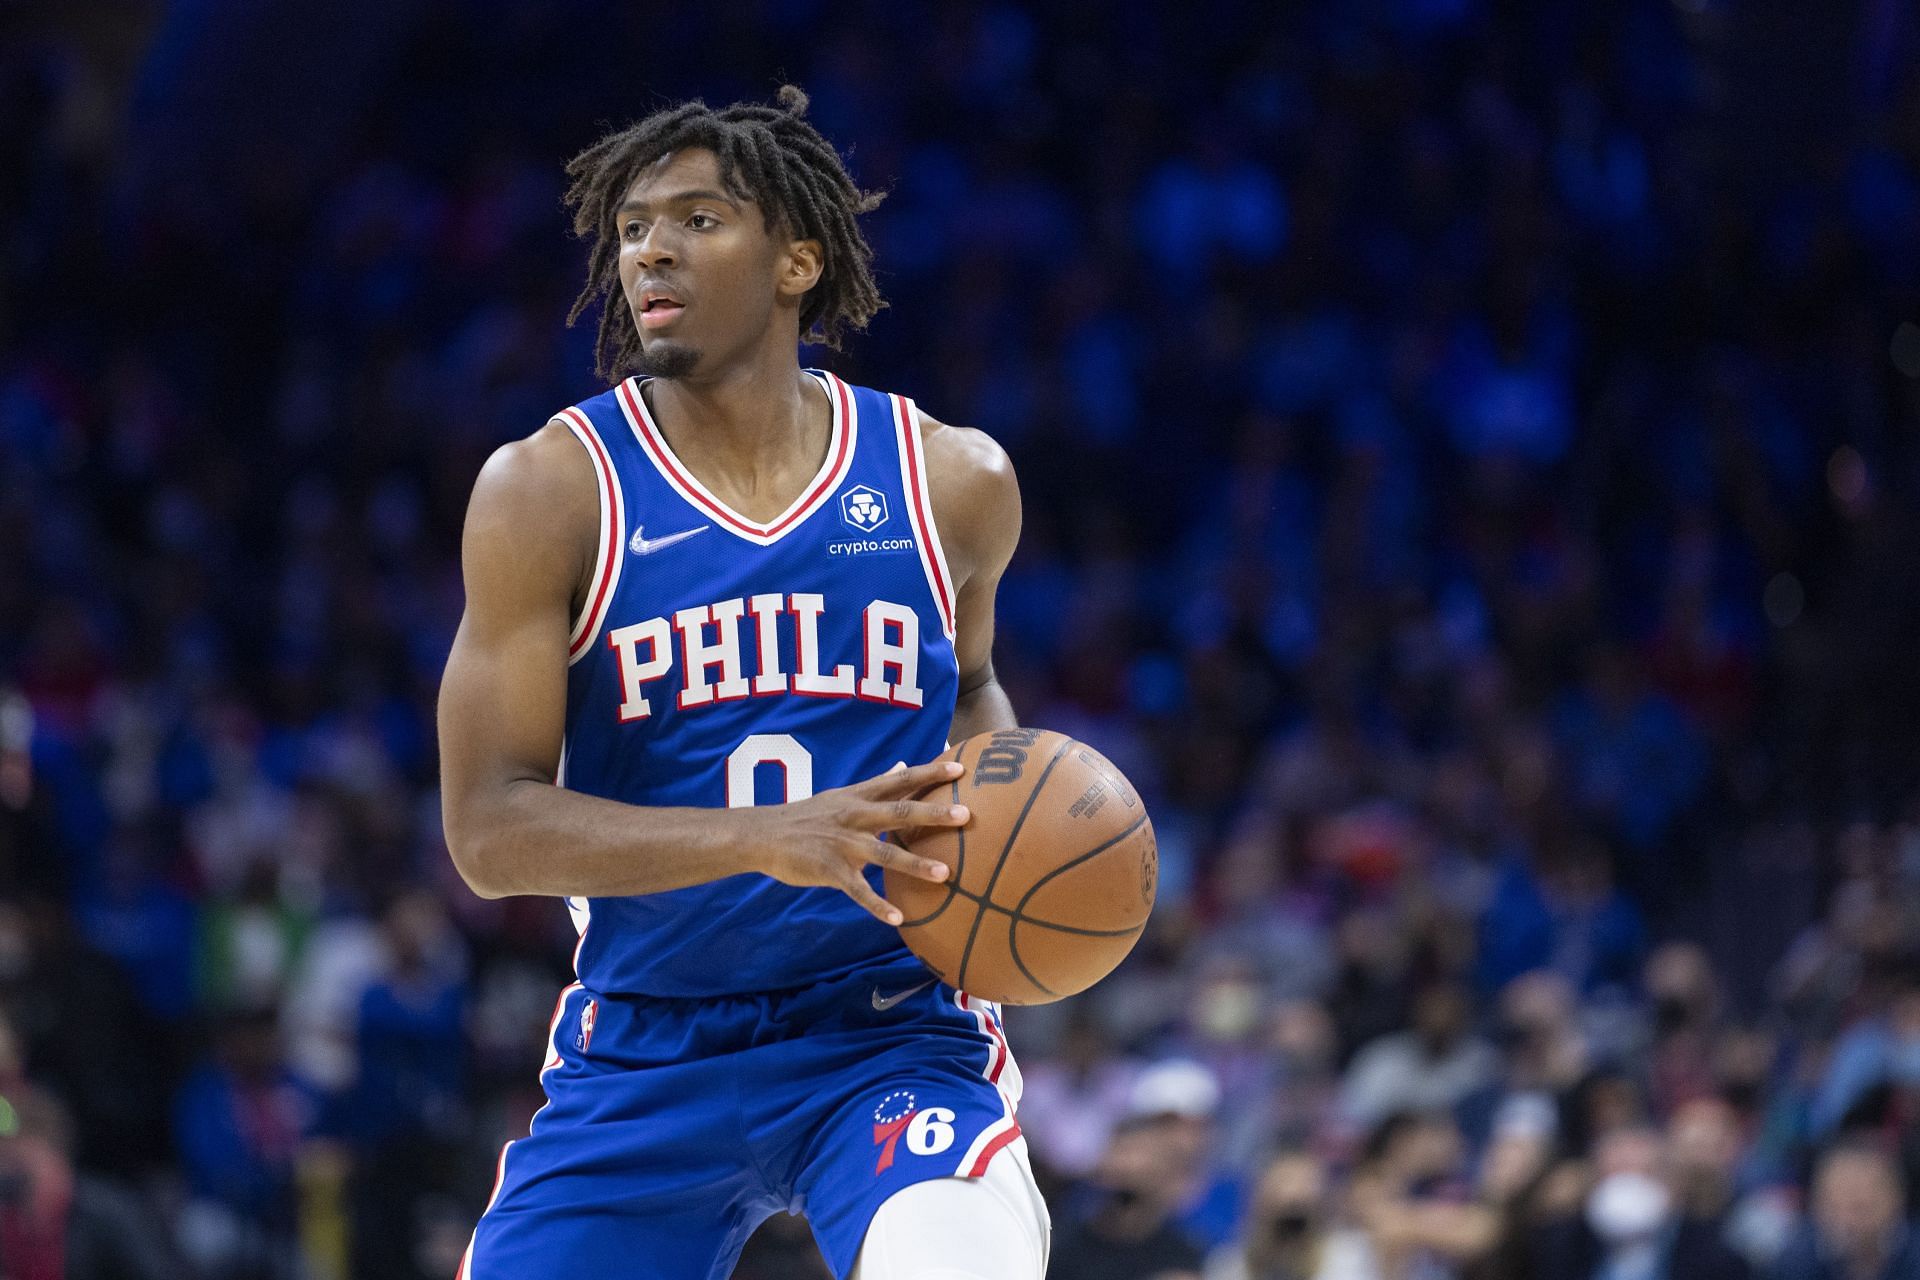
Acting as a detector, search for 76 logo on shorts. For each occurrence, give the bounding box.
[871,1090,955,1173]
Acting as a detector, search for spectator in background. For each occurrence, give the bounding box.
[0,1086,179,1280]
[1668,1097,1747,1228]
[174,1007,316,1280]
[1478,843,1648,999]
[1342,981,1499,1131]
[1812,981,1920,1140]
[1327,912,1414,1067]
[1345,1109,1497,1279]
[0,900,169,1177]
[1644,943,1724,1114]
[1558,1070,1654,1167]
[196,856,312,1016]
[1537,1125,1750,1280]
[1049,1119,1205,1280]
[1552,647,1708,861]
[1770,1145,1920,1280]
[1127,1059,1246,1253]
[1206,1151,1370,1280]
[346,889,469,1280]
[76,822,198,1024]
[1463,1114,1560,1280]
[1021,1007,1143,1180]
[1461,970,1589,1149]
[1249,999,1344,1159]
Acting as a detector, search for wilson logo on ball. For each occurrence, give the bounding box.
[885,728,1156,1007]
[974,727,1042,784]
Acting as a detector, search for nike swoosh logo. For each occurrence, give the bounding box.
[628,524,709,556]
[870,977,936,1012]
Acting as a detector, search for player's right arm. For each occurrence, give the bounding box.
[436,423,963,924]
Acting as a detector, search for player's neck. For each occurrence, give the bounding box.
[643,354,831,514]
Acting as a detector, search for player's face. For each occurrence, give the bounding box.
[615,148,794,379]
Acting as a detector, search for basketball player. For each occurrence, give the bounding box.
[437,88,1047,1279]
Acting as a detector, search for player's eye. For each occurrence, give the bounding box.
[622,219,647,240]
[687,213,717,230]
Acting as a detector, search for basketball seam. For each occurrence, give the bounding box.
[1006,812,1150,1000]
[940,882,1150,936]
[1006,811,1151,925]
[1007,922,1062,1000]
[1012,915,1148,939]
[955,736,1073,991]
[894,741,970,930]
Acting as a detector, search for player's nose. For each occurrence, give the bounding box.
[631,223,678,270]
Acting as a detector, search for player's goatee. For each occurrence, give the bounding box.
[634,342,700,378]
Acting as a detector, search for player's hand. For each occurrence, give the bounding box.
[743,759,968,925]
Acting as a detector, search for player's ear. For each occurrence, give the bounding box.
[778,238,824,300]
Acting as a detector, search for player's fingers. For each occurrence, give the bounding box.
[863,759,964,797]
[863,837,951,884]
[858,798,970,833]
[841,871,905,926]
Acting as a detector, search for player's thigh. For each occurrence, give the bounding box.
[468,1197,756,1280]
[465,1121,766,1280]
[850,1138,1050,1280]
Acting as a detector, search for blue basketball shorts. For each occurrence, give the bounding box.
[456,957,1024,1280]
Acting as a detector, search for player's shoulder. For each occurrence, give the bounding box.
[905,406,1015,508]
[470,416,596,525]
[461,407,605,585]
[904,404,1020,583]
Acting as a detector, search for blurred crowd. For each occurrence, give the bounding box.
[4,0,1920,1277]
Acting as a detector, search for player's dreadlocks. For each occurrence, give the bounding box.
[563,85,886,381]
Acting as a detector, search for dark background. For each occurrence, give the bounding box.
[3,1,1920,1278]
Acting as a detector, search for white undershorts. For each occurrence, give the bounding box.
[851,1136,1051,1280]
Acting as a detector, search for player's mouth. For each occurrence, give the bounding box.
[638,287,687,331]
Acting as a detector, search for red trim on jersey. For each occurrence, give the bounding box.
[616,372,854,543]
[960,992,1009,1085]
[965,1118,1024,1177]
[892,394,956,637]
[539,983,577,1075]
[560,408,622,661]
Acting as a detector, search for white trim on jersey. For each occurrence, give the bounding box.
[457,981,583,1280]
[566,896,590,974]
[553,742,592,977]
[956,1106,1022,1180]
[556,409,626,665]
[953,992,1024,1177]
[891,395,958,640]
[955,992,1023,1107]
[615,370,857,547]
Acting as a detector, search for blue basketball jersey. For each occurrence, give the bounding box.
[550,371,961,998]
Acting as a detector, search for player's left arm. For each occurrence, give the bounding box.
[921,412,1023,742]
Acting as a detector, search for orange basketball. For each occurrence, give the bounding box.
[885,728,1156,1005]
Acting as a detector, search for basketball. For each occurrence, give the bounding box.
[885,728,1156,1005]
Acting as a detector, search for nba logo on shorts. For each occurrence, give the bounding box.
[576,999,598,1054]
[840,485,888,532]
